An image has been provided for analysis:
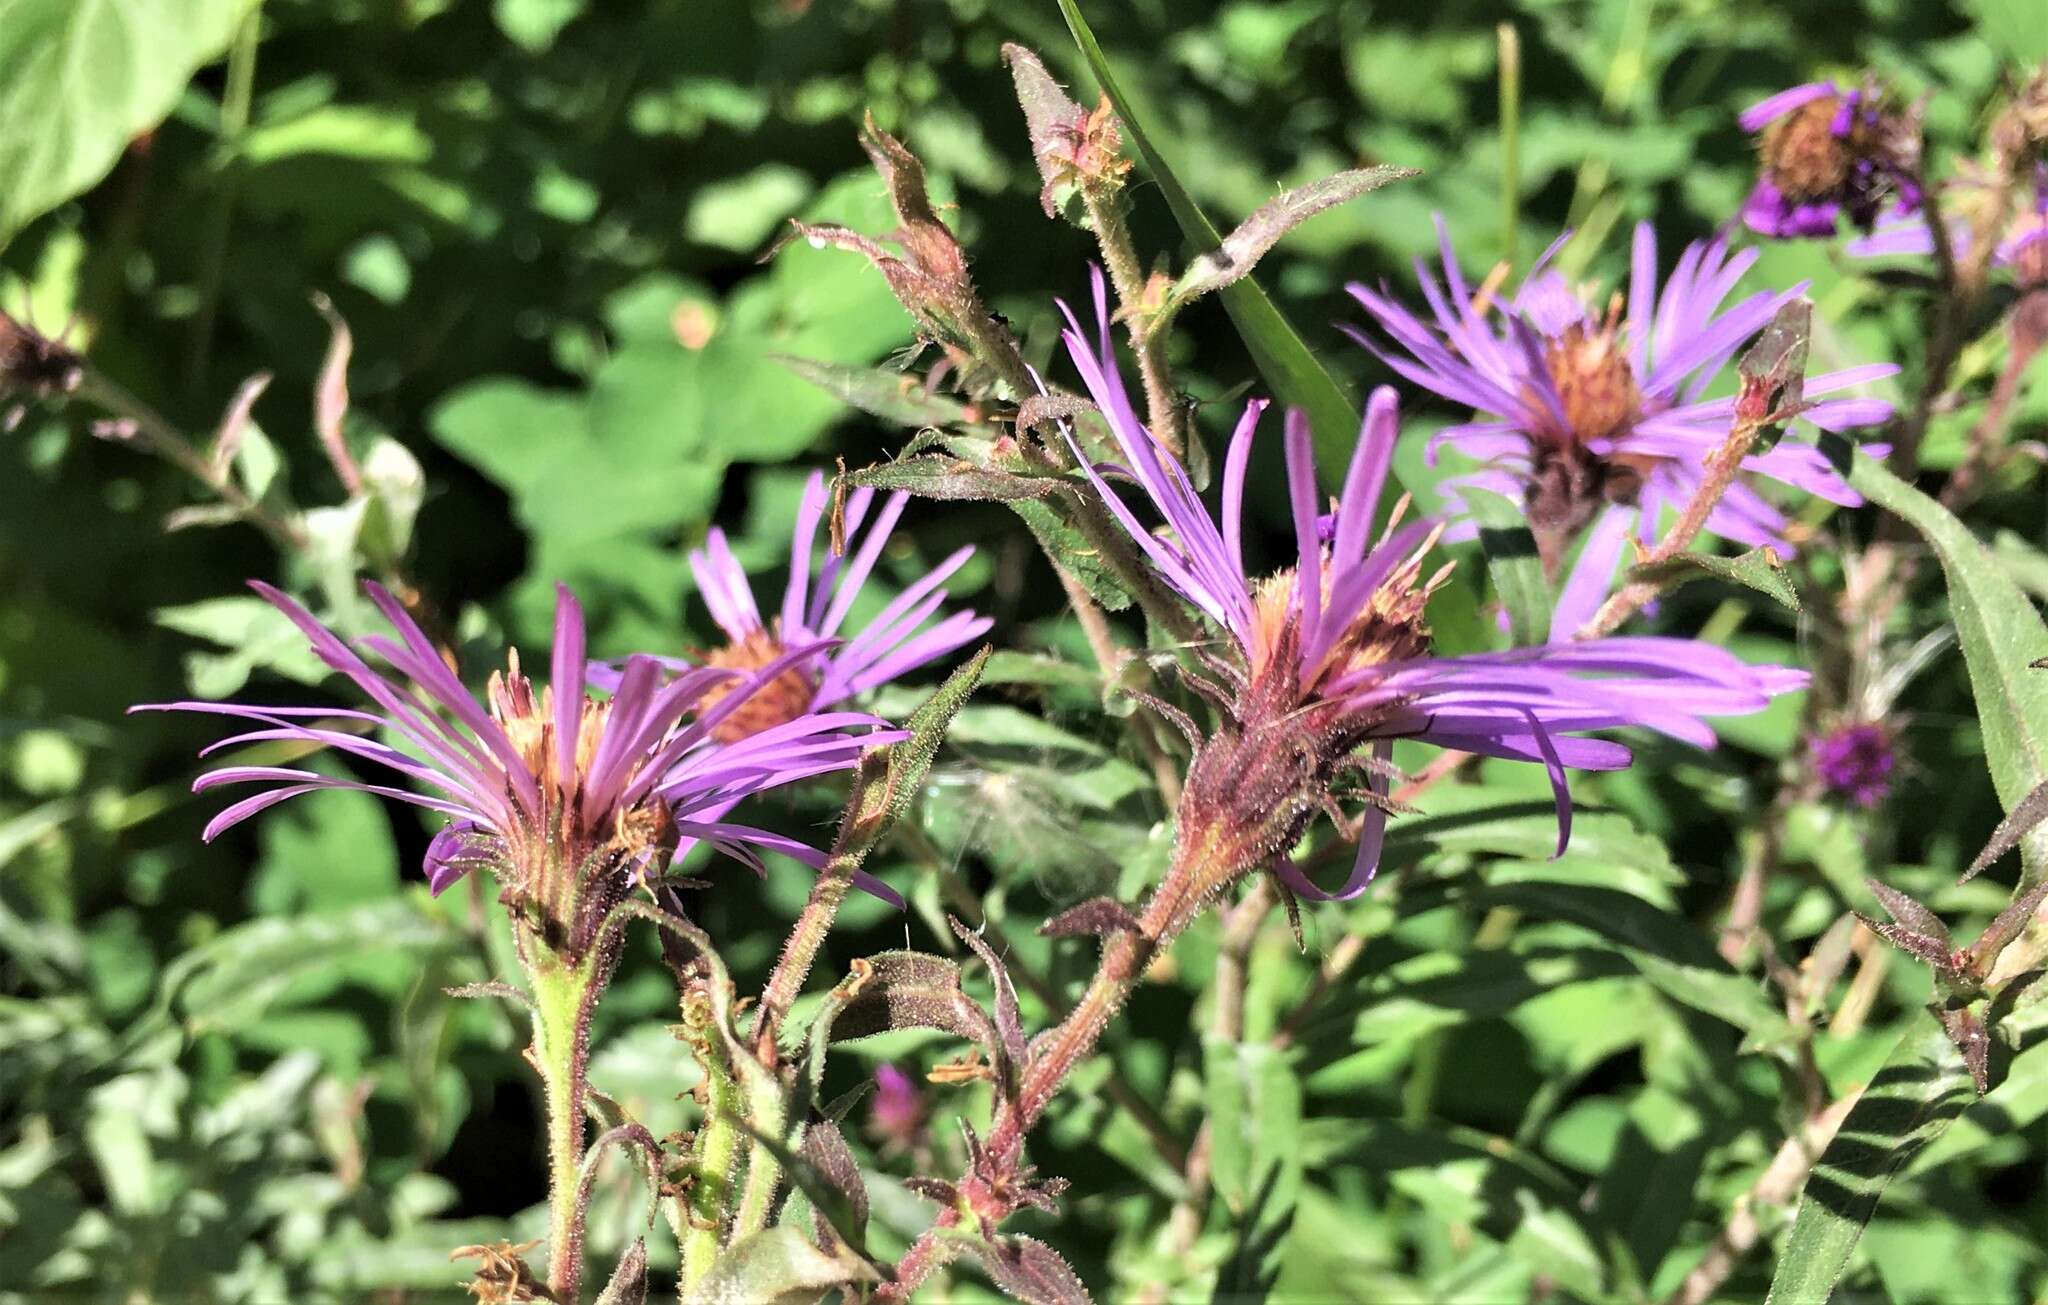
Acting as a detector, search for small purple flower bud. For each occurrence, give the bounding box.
[871,1063,925,1148]
[1811,722,1896,807]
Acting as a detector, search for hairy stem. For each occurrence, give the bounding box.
[1575,400,1771,640]
[529,949,604,1305]
[752,856,856,1065]
[1081,181,1181,456]
[677,1046,744,1300]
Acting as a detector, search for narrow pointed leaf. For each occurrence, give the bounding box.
[1851,454,2048,884]
[1965,780,2048,883]
[1864,880,1952,948]
[1629,546,1800,613]
[1766,1026,1975,1304]
[1174,166,1416,303]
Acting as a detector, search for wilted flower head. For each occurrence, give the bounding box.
[1740,79,1922,238]
[1811,721,1896,807]
[599,472,990,745]
[1849,164,2048,288]
[138,581,900,957]
[1060,271,1805,905]
[0,307,83,429]
[1348,221,1896,602]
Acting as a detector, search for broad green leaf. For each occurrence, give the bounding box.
[1767,1026,1975,1304]
[154,595,334,698]
[1205,1036,1304,1298]
[1851,454,2048,881]
[1959,0,2048,65]
[1479,882,1796,1049]
[1630,546,1801,614]
[0,0,259,245]
[161,898,451,1034]
[689,1226,877,1305]
[1054,0,1487,653]
[1465,488,1555,645]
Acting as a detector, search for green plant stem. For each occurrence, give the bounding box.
[187,3,262,395]
[1081,181,1182,456]
[678,1050,744,1300]
[529,949,602,1305]
[752,858,856,1065]
[73,367,307,551]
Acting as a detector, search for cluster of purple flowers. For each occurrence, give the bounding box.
[144,496,990,922]
[1058,271,1807,899]
[149,73,1935,915]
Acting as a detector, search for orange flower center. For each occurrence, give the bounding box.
[1248,515,1445,697]
[1761,96,1855,200]
[1533,301,1640,447]
[488,649,611,797]
[702,629,818,743]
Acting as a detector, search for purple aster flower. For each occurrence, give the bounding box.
[1348,220,1898,607]
[1848,165,2048,288]
[595,471,990,743]
[1057,272,1805,902]
[136,580,903,954]
[1740,79,1922,238]
[589,472,989,907]
[869,1063,925,1149]
[1810,721,1896,807]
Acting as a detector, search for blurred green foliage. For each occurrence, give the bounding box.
[4,0,2047,1301]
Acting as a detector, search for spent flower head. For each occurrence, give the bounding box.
[1348,220,1897,601]
[1059,270,1805,907]
[1739,78,1923,238]
[1850,163,2048,288]
[139,581,901,957]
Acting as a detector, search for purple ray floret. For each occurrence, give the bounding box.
[1058,268,1805,901]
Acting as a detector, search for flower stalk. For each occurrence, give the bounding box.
[526,937,612,1304]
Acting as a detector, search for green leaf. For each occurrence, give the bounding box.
[1010,497,1133,611]
[1204,1037,1304,1299]
[1172,165,1417,305]
[1479,882,1796,1049]
[1767,1027,1976,1304]
[0,0,259,245]
[1465,487,1554,645]
[162,899,451,1034]
[1629,545,1800,614]
[1054,0,1486,652]
[154,595,333,698]
[1959,0,2048,65]
[1851,453,2048,881]
[689,1226,877,1305]
[776,355,975,429]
